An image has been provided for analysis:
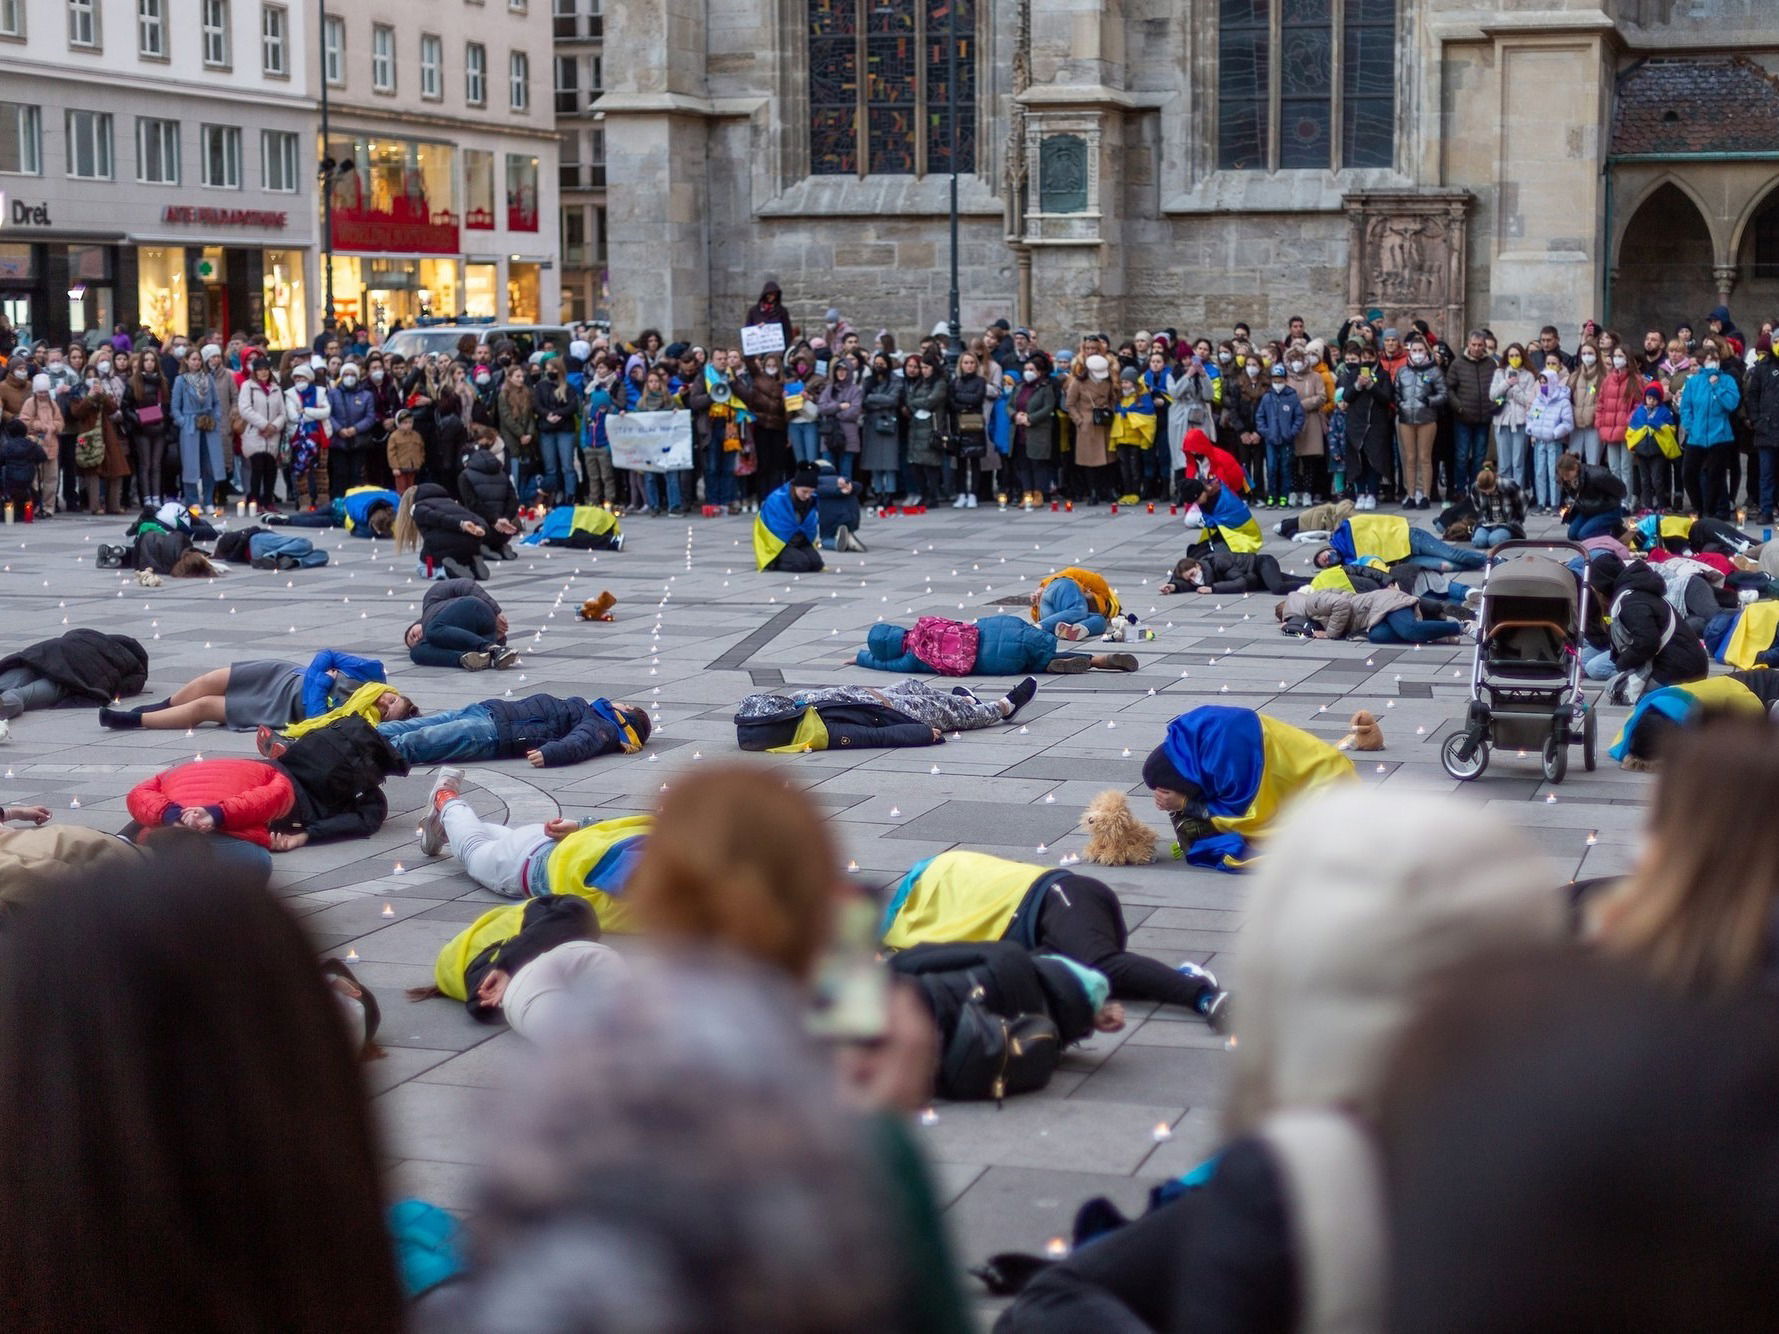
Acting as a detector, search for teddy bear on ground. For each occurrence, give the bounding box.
[1081,788,1158,866]
[1341,709,1385,751]
[576,590,617,622]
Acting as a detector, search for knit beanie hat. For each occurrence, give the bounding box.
[1142,743,1189,793]
[791,460,821,489]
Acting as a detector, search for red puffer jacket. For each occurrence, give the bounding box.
[126,757,294,848]
[1594,369,1640,445]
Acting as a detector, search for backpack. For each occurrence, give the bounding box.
[904,615,981,676]
[937,976,1060,1104]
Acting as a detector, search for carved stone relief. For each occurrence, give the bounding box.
[1343,191,1473,336]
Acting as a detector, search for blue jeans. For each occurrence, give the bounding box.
[1473,524,1516,548]
[705,445,736,506]
[1036,578,1107,636]
[1496,425,1528,488]
[1567,508,1624,542]
[1531,439,1562,508]
[248,532,328,567]
[1265,441,1293,498]
[1368,608,1462,644]
[789,421,821,463]
[510,456,538,505]
[826,446,856,480]
[536,430,577,498]
[180,429,225,505]
[1400,527,1488,572]
[1581,643,1616,680]
[644,470,683,511]
[377,703,501,764]
[1453,421,1490,498]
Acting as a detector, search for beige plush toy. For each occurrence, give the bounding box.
[1081,789,1159,866]
[1341,709,1386,752]
[576,590,617,622]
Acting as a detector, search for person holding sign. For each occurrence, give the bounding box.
[754,460,822,573]
[745,279,794,349]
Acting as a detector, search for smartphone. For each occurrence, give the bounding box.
[806,891,890,1042]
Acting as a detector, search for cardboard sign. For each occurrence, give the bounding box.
[741,322,787,357]
[606,409,693,472]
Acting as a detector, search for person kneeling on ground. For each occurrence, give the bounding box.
[415,771,650,916]
[522,502,623,552]
[1179,476,1265,555]
[125,714,407,853]
[1277,584,1468,645]
[1311,510,1487,574]
[854,615,1138,675]
[882,849,1227,1027]
[0,628,147,719]
[458,434,522,561]
[1159,552,1306,596]
[1582,553,1710,699]
[754,460,823,573]
[1607,668,1779,770]
[367,693,648,768]
[394,483,493,581]
[735,677,1038,751]
[404,578,519,671]
[415,894,626,1040]
[815,458,868,552]
[1030,566,1122,641]
[1468,467,1527,547]
[891,940,1123,1102]
[1142,705,1355,871]
[1556,451,1628,542]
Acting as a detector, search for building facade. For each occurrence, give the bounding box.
[0,0,316,346]
[552,0,607,323]
[315,0,561,337]
[599,0,1779,348]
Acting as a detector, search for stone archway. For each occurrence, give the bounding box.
[1734,182,1779,332]
[1612,181,1717,337]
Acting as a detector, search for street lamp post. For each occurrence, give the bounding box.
[319,0,333,335]
[946,0,962,363]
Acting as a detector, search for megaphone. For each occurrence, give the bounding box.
[710,379,732,403]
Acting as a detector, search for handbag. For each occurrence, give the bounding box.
[1091,406,1114,426]
[956,411,986,433]
[135,402,163,426]
[195,413,216,433]
[74,428,106,471]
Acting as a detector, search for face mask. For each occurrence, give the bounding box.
[1218,351,1233,364]
[1705,360,1720,371]
[1410,351,1427,366]
[1273,381,1288,392]
[10,368,23,379]
[370,369,385,383]
[1022,367,1038,382]
[1288,360,1303,373]
[475,372,491,385]
[342,372,359,386]
[1580,352,1597,366]
[1344,360,1359,370]
[1612,355,1627,369]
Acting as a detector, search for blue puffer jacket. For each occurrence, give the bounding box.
[480,693,640,767]
[1677,369,1742,448]
[854,615,1056,675]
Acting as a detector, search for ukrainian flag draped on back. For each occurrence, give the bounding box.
[1716,600,1779,670]
[879,850,1044,950]
[543,814,653,932]
[1330,514,1412,565]
[1203,486,1264,554]
[752,482,815,570]
[1162,707,1356,871]
[1608,674,1767,762]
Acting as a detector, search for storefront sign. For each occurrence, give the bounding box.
[331,205,459,256]
[4,196,52,227]
[606,410,693,473]
[162,206,289,228]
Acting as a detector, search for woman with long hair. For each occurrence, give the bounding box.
[125,347,170,508]
[0,843,402,1331]
[1591,715,1779,999]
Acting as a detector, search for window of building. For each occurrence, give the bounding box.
[466,41,487,105]
[554,54,579,114]
[201,123,241,188]
[562,205,585,265]
[323,13,343,84]
[1216,0,1396,172]
[137,0,164,56]
[201,0,229,67]
[509,50,530,111]
[590,53,603,90]
[807,0,976,177]
[0,104,40,174]
[593,202,606,262]
[262,129,298,192]
[65,109,113,178]
[0,0,23,39]
[68,0,98,47]
[464,147,495,227]
[136,116,179,183]
[420,33,443,99]
[587,124,604,186]
[509,0,526,10]
[559,126,580,188]
[260,4,286,75]
[506,152,538,229]
[372,23,395,91]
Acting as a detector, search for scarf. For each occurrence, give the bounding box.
[592,698,643,753]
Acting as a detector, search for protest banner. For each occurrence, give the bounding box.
[741,323,787,357]
[606,409,693,472]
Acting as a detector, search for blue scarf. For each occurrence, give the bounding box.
[592,697,644,753]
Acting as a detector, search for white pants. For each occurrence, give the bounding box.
[501,939,628,1041]
[441,799,549,899]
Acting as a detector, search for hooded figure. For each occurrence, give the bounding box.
[745,278,794,346]
[998,788,1566,1333]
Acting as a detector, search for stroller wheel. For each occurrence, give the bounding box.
[1582,707,1597,772]
[1542,733,1569,785]
[1442,732,1489,781]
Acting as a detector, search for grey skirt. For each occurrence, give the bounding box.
[223,659,305,730]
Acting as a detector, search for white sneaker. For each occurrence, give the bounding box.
[965,493,978,508]
[417,766,466,856]
[1288,492,1301,507]
[1182,504,1204,530]
[952,493,969,509]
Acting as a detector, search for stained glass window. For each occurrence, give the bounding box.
[1216,0,1395,172]
[809,0,976,176]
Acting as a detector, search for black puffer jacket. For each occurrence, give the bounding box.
[1607,561,1709,684]
[457,448,519,528]
[1564,462,1627,518]
[275,714,408,843]
[889,940,1099,1049]
[1743,355,1779,447]
[0,629,149,703]
[408,483,484,563]
[476,693,642,767]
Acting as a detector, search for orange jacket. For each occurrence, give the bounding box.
[127,758,295,848]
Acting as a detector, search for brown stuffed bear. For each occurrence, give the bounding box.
[576,590,617,622]
[1342,709,1385,751]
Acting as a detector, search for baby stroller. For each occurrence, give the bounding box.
[1440,541,1597,784]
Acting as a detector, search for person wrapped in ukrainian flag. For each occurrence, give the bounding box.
[753,460,823,573]
[1310,512,1486,575]
[1609,668,1779,770]
[523,503,623,551]
[1110,366,1156,505]
[1141,706,1356,871]
[1178,474,1263,554]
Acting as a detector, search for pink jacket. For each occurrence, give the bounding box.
[1594,369,1639,444]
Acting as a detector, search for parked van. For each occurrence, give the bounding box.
[382,324,572,364]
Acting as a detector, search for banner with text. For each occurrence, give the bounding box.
[740,323,787,357]
[606,409,694,473]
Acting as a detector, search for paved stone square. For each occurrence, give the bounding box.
[0,503,1646,1315]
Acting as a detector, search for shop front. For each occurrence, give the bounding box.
[325,135,462,337]
[134,205,308,350]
